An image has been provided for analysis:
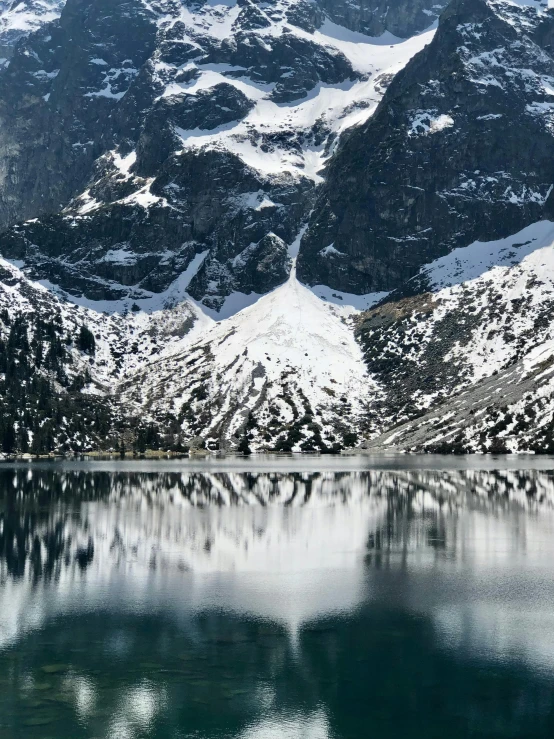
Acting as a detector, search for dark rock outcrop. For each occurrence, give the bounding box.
[0,0,361,308]
[135,84,255,176]
[206,30,356,104]
[298,0,554,294]
[315,0,447,38]
[0,0,159,227]
[1,148,311,305]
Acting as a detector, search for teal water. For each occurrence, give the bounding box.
[2,458,554,738]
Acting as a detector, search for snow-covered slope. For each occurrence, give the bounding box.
[0,256,204,388]
[359,220,554,452]
[119,265,379,450]
[0,255,212,451]
[0,252,379,452]
[147,12,435,183]
[8,208,554,453]
[0,0,64,61]
[112,217,554,453]
[3,0,554,454]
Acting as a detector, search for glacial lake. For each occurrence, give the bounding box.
[2,455,554,738]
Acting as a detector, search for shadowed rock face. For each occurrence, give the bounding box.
[0,0,363,306]
[1,0,552,311]
[0,148,310,304]
[0,0,159,227]
[134,84,256,177]
[315,0,447,37]
[297,0,554,295]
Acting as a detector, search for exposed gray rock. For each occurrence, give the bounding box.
[315,0,447,38]
[363,355,554,454]
[206,29,357,104]
[0,148,311,305]
[135,84,255,176]
[234,0,272,30]
[190,232,293,308]
[0,0,159,227]
[285,0,324,33]
[298,0,554,295]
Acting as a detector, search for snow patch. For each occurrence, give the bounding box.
[419,220,554,290]
[163,19,435,181]
[319,243,343,257]
[112,150,137,175]
[409,111,454,136]
[307,284,389,311]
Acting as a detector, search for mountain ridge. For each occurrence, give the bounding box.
[1,0,554,455]
[298,0,554,294]
[0,0,434,310]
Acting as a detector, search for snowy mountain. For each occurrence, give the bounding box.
[0,0,64,61]
[0,0,433,310]
[119,265,374,451]
[1,0,554,454]
[360,221,554,453]
[298,0,554,294]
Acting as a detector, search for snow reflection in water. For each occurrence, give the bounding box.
[1,462,554,738]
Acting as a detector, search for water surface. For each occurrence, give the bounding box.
[2,456,554,738]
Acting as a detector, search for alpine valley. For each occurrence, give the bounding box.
[1,0,554,455]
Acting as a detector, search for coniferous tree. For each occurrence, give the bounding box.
[2,424,16,454]
[77,325,96,356]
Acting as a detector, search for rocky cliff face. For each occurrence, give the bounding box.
[0,0,432,310]
[2,0,554,455]
[298,0,554,295]
[0,0,64,60]
[0,0,159,228]
[315,0,447,38]
[1,149,311,307]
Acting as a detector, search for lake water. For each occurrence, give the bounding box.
[2,455,554,738]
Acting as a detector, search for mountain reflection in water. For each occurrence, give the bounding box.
[1,464,554,738]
